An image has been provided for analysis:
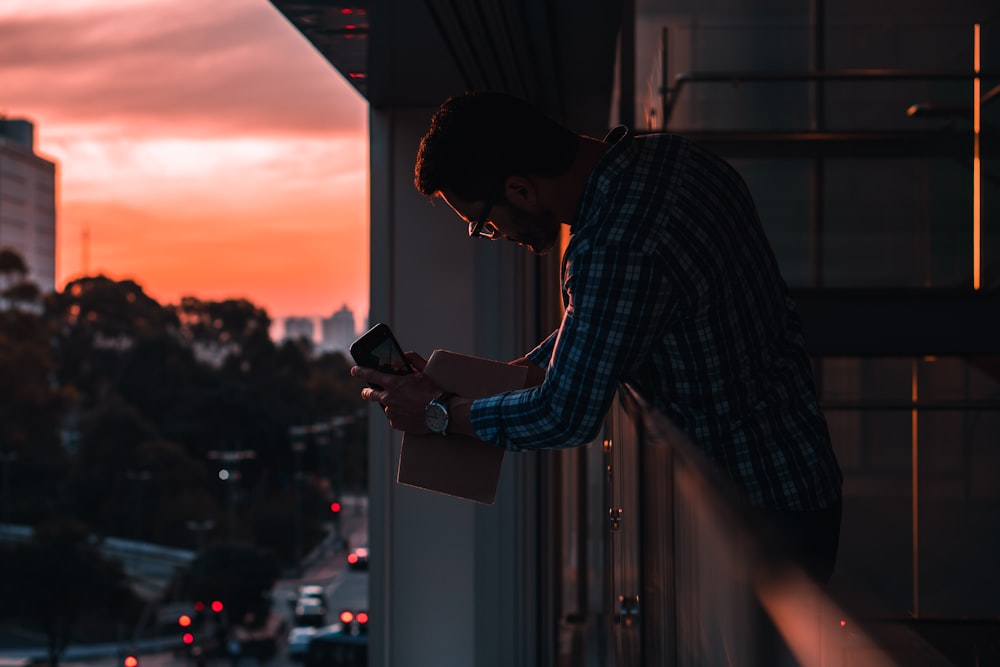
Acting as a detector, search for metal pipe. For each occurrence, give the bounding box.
[662,68,995,126]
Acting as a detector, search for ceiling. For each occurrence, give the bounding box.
[269,0,624,134]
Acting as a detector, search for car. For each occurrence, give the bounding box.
[286,626,318,660]
[287,584,325,611]
[346,545,368,571]
[287,623,347,661]
[297,584,326,601]
[305,625,368,667]
[294,597,327,627]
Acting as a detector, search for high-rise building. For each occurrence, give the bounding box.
[0,119,56,293]
[283,316,315,343]
[320,304,357,353]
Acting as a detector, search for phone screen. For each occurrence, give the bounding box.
[350,324,414,387]
[364,336,411,375]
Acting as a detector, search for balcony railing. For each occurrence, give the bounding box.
[560,387,966,666]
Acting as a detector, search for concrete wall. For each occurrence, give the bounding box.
[367,106,546,667]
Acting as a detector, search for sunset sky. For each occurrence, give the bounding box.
[0,0,369,334]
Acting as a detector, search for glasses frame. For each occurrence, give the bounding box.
[468,193,500,240]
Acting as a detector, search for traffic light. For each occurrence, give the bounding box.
[211,600,224,613]
[123,656,138,667]
[330,501,342,514]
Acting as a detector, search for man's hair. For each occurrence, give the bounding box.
[414,91,579,201]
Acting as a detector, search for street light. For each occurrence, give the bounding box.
[288,417,356,565]
[206,448,255,541]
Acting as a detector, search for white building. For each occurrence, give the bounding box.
[283,316,315,343]
[0,119,56,293]
[320,304,357,353]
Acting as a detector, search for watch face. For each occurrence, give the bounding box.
[425,402,448,433]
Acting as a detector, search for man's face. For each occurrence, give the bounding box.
[441,191,560,256]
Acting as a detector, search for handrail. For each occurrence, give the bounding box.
[604,388,950,666]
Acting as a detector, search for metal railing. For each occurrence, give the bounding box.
[590,388,958,666]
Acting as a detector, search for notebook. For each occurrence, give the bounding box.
[396,349,528,504]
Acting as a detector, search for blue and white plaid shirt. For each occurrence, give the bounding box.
[470,128,842,511]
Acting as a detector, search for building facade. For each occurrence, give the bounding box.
[283,315,316,343]
[270,1,998,664]
[0,119,56,293]
[321,304,358,353]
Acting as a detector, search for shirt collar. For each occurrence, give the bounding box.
[570,126,635,234]
[603,125,630,144]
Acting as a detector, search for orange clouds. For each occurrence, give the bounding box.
[0,0,369,325]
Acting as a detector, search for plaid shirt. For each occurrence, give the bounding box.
[470,128,842,511]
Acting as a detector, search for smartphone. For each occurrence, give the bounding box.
[349,323,414,389]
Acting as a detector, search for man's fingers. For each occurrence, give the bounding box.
[404,351,428,372]
[361,387,383,403]
[352,365,396,391]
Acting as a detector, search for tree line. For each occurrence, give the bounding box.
[0,248,368,661]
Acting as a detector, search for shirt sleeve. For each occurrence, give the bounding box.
[470,244,676,451]
[525,328,558,367]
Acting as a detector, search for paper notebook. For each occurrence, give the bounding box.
[397,350,528,504]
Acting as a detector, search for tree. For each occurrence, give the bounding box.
[171,296,272,355]
[48,276,178,406]
[37,274,368,568]
[0,303,72,523]
[130,439,220,546]
[0,519,141,667]
[0,246,27,290]
[70,396,160,533]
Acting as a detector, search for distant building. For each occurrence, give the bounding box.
[320,304,357,353]
[0,119,56,293]
[284,316,315,343]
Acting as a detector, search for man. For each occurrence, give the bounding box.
[351,91,842,582]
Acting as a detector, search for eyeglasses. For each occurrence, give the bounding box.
[468,194,499,240]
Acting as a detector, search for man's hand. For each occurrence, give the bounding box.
[509,356,546,387]
[351,352,440,434]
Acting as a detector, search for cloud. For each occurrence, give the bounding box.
[59,190,370,320]
[0,0,366,139]
[2,0,371,323]
[50,134,367,205]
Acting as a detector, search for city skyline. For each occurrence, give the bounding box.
[282,303,362,346]
[0,0,370,324]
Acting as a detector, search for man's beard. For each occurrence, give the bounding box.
[510,208,559,255]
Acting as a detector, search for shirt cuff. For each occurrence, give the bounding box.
[470,392,509,445]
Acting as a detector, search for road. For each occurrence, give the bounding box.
[2,500,369,667]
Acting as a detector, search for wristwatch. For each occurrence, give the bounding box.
[424,392,456,435]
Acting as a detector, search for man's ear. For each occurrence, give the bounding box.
[502,176,538,209]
